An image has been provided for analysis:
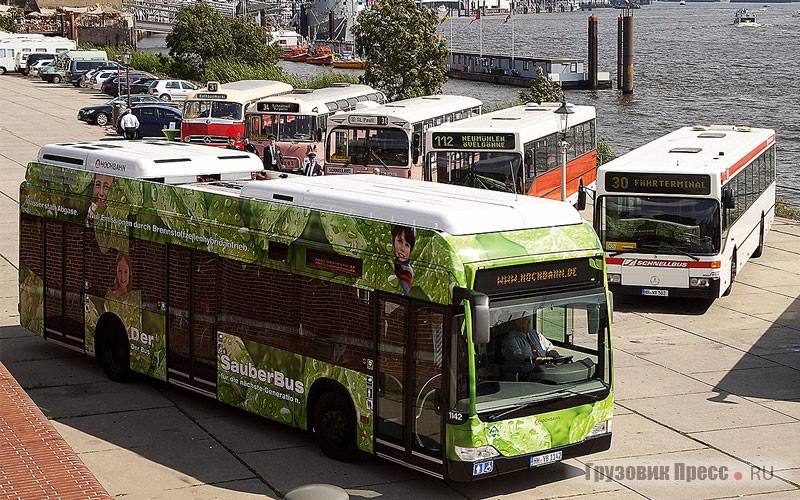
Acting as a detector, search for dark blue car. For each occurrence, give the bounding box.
[116,104,183,139]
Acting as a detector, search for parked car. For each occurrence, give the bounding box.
[115,104,183,138]
[77,95,163,126]
[39,64,66,83]
[102,72,155,96]
[90,69,119,90]
[22,53,56,76]
[103,75,156,96]
[67,60,113,87]
[28,59,54,77]
[79,65,117,88]
[148,79,197,101]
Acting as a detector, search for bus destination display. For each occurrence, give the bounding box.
[195,93,228,100]
[605,172,711,195]
[257,102,300,113]
[431,132,515,150]
[474,258,600,295]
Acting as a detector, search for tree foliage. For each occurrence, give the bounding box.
[518,66,564,104]
[166,4,281,78]
[353,0,448,101]
[0,8,19,33]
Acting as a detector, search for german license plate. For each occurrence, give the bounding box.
[642,289,668,297]
[530,450,562,468]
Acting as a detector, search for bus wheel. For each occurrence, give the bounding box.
[313,391,359,462]
[723,251,737,297]
[752,218,765,258]
[98,322,132,382]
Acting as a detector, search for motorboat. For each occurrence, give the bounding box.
[733,9,759,27]
[332,53,368,70]
[306,46,334,65]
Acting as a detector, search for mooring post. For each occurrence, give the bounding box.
[588,15,598,91]
[616,15,623,90]
[622,8,634,94]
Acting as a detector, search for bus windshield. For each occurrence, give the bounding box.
[456,289,610,415]
[257,114,315,141]
[184,101,244,121]
[428,151,523,193]
[598,196,721,255]
[328,127,409,167]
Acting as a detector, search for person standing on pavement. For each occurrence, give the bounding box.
[120,109,139,140]
[262,135,284,171]
[303,151,322,176]
[241,137,258,156]
[225,137,240,150]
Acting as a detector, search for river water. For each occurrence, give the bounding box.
[141,2,800,202]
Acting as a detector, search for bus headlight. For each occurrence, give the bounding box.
[608,273,621,284]
[587,420,611,438]
[689,278,710,288]
[454,445,500,462]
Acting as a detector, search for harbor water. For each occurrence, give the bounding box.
[143,2,800,202]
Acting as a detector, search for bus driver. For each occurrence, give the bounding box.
[501,314,559,365]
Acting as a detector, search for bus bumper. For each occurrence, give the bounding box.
[445,433,612,481]
[609,280,720,299]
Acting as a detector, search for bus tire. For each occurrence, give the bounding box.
[313,391,359,462]
[752,218,764,258]
[97,321,132,382]
[723,251,737,297]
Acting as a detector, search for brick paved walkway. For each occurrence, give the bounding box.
[0,362,112,500]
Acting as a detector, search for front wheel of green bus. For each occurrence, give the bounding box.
[313,391,360,462]
[97,321,132,383]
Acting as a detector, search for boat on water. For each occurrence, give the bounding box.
[306,46,334,66]
[679,0,686,5]
[332,53,368,70]
[282,46,310,62]
[734,9,759,27]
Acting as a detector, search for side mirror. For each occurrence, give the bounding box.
[722,187,735,209]
[316,128,323,142]
[576,181,587,211]
[412,133,422,164]
[472,293,490,344]
[453,287,490,344]
[587,304,600,335]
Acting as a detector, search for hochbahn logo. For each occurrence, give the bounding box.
[621,259,688,268]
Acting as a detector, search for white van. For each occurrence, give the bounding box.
[0,36,74,75]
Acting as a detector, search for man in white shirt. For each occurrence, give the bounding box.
[119,109,139,140]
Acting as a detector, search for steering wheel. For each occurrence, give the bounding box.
[545,355,573,366]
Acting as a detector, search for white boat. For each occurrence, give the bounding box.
[679,0,686,5]
[734,9,759,27]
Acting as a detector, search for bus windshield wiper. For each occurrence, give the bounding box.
[368,146,388,168]
[638,243,700,261]
[485,385,605,422]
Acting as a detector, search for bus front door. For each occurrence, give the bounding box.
[376,296,445,477]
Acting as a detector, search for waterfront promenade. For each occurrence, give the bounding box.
[1,74,799,499]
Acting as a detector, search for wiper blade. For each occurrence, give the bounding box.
[485,385,606,422]
[368,147,387,168]
[638,243,699,261]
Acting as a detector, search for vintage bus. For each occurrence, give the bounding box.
[325,95,482,178]
[594,125,776,298]
[181,80,293,147]
[20,145,613,481]
[244,84,387,172]
[424,102,598,205]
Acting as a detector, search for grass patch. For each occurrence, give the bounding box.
[776,196,800,220]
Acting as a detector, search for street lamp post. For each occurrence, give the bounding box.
[554,100,574,202]
[122,48,131,108]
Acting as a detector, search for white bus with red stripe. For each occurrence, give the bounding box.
[594,125,776,299]
[424,102,598,204]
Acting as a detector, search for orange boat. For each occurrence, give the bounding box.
[282,47,310,62]
[306,46,334,66]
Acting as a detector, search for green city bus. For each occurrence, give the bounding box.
[19,141,613,481]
